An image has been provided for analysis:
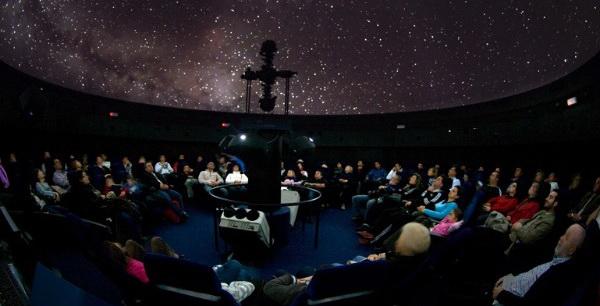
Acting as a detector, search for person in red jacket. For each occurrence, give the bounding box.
[507,182,541,224]
[484,182,520,215]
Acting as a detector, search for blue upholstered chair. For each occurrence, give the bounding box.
[292,260,389,306]
[144,253,238,306]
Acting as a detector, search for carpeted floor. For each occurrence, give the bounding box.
[153,202,372,279]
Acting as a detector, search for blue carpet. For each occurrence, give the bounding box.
[153,203,372,278]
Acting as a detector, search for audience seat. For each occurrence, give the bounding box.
[291,260,389,306]
[144,253,238,306]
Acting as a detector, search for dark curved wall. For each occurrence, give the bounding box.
[1,53,600,174]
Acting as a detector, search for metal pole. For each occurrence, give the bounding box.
[284,77,290,115]
[245,80,252,113]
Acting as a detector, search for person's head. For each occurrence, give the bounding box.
[357,160,364,167]
[374,161,381,169]
[72,159,82,171]
[286,169,296,178]
[394,163,401,170]
[178,154,185,160]
[196,155,203,162]
[297,162,304,170]
[43,151,51,159]
[427,167,437,178]
[314,170,323,180]
[489,171,500,186]
[554,224,586,258]
[105,175,115,187]
[232,164,240,172]
[183,165,193,175]
[78,171,90,185]
[159,155,166,163]
[96,155,104,166]
[528,182,540,199]
[448,166,457,178]
[506,182,518,197]
[593,176,600,193]
[150,236,178,258]
[9,153,17,162]
[124,240,145,261]
[34,168,45,182]
[101,153,108,161]
[207,161,215,171]
[144,162,154,173]
[408,173,421,187]
[53,158,63,171]
[544,190,559,211]
[138,156,146,164]
[336,162,343,169]
[417,162,424,170]
[534,170,545,183]
[218,156,226,164]
[447,186,462,202]
[122,156,130,164]
[394,222,431,256]
[344,165,353,173]
[390,175,400,185]
[432,175,444,189]
[547,172,557,182]
[448,208,463,222]
[103,241,127,268]
[513,167,523,178]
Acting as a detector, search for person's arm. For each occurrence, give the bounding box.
[35,182,56,198]
[263,274,306,306]
[216,173,224,184]
[240,174,248,184]
[424,203,456,221]
[197,171,209,184]
[514,217,554,244]
[386,169,395,181]
[165,163,173,173]
[154,163,161,173]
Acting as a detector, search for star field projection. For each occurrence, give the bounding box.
[1,1,599,114]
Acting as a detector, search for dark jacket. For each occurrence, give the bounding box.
[263,274,307,306]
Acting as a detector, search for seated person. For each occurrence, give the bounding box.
[365,161,387,190]
[506,190,558,251]
[282,169,303,186]
[139,162,188,221]
[304,169,328,206]
[197,162,224,194]
[33,168,61,205]
[476,182,521,224]
[506,182,541,224]
[154,154,174,176]
[225,164,248,185]
[351,175,402,223]
[175,164,198,199]
[492,223,586,306]
[357,175,446,243]
[52,158,70,191]
[566,176,600,223]
[416,186,462,222]
[431,208,463,237]
[263,223,431,306]
[104,240,149,284]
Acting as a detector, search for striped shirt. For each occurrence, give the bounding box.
[503,256,569,297]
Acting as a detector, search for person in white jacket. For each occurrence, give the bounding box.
[226,164,249,185]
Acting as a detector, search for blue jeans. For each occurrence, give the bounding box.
[214,260,261,284]
[155,189,185,216]
[351,195,376,219]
